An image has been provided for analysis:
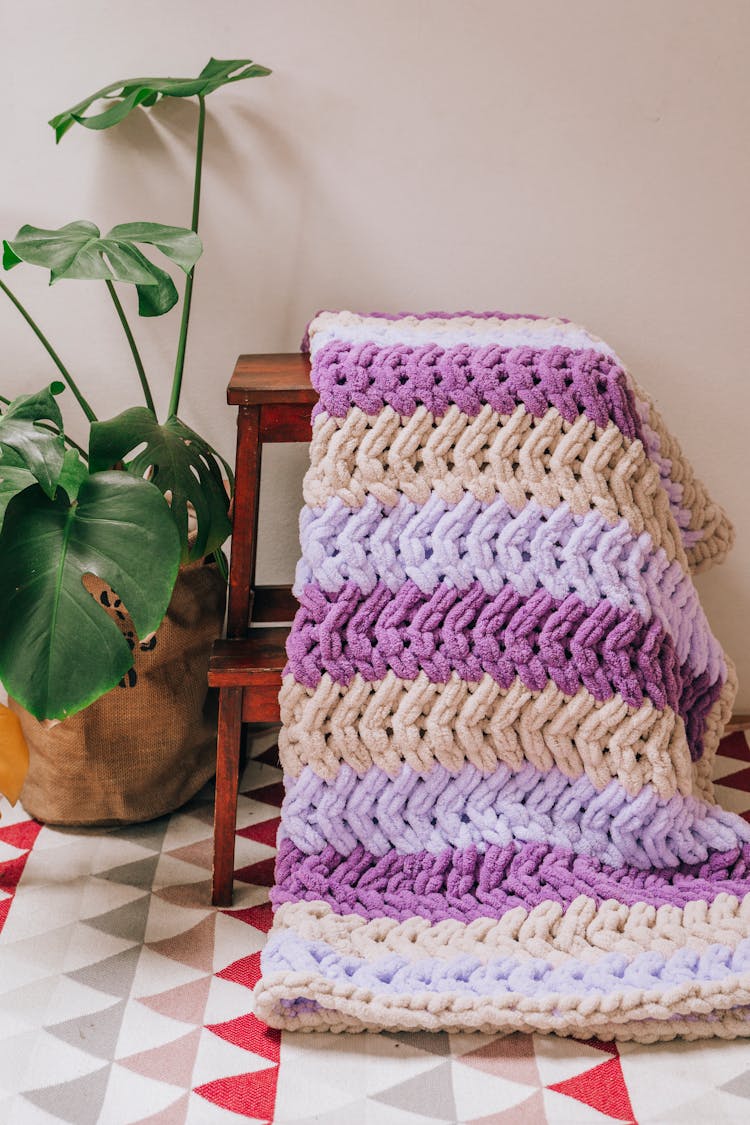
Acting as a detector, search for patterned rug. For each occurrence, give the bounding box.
[1,729,750,1123]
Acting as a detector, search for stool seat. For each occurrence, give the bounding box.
[209,630,288,725]
[210,630,289,687]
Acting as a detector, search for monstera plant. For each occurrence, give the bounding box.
[0,57,271,806]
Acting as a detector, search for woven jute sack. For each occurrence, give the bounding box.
[10,560,226,826]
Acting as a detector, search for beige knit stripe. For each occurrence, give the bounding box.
[303,405,687,570]
[693,655,738,800]
[254,976,750,1040]
[279,671,734,801]
[633,382,735,573]
[273,894,750,968]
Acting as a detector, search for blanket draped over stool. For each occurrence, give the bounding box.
[254,311,749,1041]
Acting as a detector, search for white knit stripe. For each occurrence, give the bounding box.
[307,311,618,359]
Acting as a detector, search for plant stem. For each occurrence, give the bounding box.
[0,277,97,422]
[168,92,206,419]
[105,280,156,413]
[39,422,89,459]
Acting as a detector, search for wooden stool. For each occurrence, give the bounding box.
[209,353,315,906]
[210,351,750,907]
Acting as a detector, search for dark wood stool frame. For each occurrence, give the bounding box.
[210,353,316,906]
[210,351,750,907]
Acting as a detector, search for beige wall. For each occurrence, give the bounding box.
[2,1,749,702]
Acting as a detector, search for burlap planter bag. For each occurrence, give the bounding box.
[10,559,226,826]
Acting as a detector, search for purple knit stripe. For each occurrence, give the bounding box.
[309,340,642,440]
[272,838,750,922]
[286,580,722,758]
[287,581,677,706]
[300,310,548,353]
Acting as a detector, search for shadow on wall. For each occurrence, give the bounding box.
[695,562,750,710]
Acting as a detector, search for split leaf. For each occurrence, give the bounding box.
[89,407,232,563]
[49,57,271,142]
[0,472,181,719]
[3,222,202,317]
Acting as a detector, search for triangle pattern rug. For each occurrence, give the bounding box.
[1,730,750,1123]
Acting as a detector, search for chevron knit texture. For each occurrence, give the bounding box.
[255,310,742,1041]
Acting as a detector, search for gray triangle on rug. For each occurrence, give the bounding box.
[96,853,161,889]
[45,999,126,1060]
[22,1061,112,1125]
[65,945,142,999]
[83,893,152,943]
[374,1060,457,1121]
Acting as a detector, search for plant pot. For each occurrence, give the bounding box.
[10,559,226,826]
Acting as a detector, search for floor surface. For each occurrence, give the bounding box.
[1,730,750,1124]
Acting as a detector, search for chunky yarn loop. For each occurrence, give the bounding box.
[255,310,740,1040]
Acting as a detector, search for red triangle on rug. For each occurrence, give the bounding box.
[0,897,12,932]
[217,951,262,990]
[252,744,281,769]
[716,766,750,794]
[222,902,274,933]
[245,781,285,808]
[0,820,42,850]
[579,1038,618,1056]
[717,731,750,763]
[236,817,281,849]
[549,1057,635,1122]
[205,1013,280,1062]
[234,857,276,888]
[0,852,34,894]
[194,1064,279,1120]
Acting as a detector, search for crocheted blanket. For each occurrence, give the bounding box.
[255,310,746,1042]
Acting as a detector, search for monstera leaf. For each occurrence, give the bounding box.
[0,455,36,528]
[3,221,202,317]
[0,447,88,531]
[89,408,232,563]
[0,471,181,720]
[56,448,89,501]
[49,57,271,142]
[0,382,66,498]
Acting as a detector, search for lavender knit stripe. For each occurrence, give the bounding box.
[294,495,723,679]
[310,340,643,440]
[281,762,750,869]
[272,839,750,922]
[286,579,723,757]
[262,931,750,1000]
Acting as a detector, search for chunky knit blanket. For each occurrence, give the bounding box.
[255,310,747,1042]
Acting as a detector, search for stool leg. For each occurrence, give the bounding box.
[212,686,243,906]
